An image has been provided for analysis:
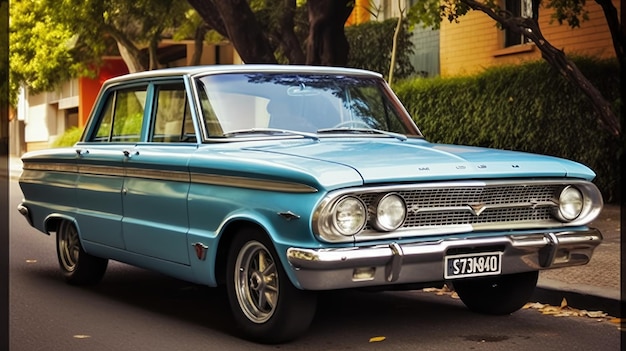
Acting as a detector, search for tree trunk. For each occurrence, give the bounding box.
[594,0,624,71]
[186,0,228,38]
[115,43,146,73]
[388,13,404,85]
[190,25,207,66]
[148,35,160,70]
[205,0,276,64]
[461,0,621,137]
[306,0,353,66]
[277,0,306,64]
[106,25,148,73]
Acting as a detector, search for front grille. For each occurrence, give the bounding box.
[358,184,560,230]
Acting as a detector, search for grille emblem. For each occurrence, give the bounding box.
[468,203,487,216]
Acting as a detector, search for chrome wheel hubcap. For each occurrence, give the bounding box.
[234,241,279,323]
[58,222,80,272]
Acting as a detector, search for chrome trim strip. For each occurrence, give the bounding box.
[78,165,126,177]
[126,168,190,182]
[190,173,318,193]
[23,162,78,173]
[406,201,557,215]
[287,229,603,290]
[20,161,317,193]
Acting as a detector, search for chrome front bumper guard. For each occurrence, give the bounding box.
[286,229,602,290]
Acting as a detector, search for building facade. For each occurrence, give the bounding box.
[440,0,620,76]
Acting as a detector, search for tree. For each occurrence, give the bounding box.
[9,0,194,104]
[408,0,621,137]
[9,0,91,104]
[186,0,354,66]
[49,0,192,73]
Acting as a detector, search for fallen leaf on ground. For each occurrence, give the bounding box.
[369,336,386,342]
[525,301,612,321]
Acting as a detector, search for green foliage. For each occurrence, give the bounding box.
[9,0,193,106]
[394,57,621,202]
[345,18,416,80]
[546,0,589,27]
[9,0,94,105]
[406,0,593,30]
[406,0,471,30]
[52,127,83,147]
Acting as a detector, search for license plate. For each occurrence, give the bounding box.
[444,252,502,279]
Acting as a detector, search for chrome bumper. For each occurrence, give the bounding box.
[286,229,602,290]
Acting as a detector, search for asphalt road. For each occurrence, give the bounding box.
[8,180,621,351]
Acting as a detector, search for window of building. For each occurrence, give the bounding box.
[504,0,535,47]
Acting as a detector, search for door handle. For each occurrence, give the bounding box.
[123,150,139,158]
[75,149,89,156]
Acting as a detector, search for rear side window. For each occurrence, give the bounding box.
[90,86,147,142]
[150,82,196,142]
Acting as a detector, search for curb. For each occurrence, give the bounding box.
[532,279,622,318]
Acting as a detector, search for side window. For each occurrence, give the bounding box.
[91,86,147,142]
[151,82,196,142]
[197,82,223,137]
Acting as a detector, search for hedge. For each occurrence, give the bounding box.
[393,57,621,203]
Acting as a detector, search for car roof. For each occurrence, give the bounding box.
[104,64,383,85]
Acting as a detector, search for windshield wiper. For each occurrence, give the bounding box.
[223,128,319,141]
[316,127,407,141]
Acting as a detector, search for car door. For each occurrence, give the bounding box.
[75,84,148,249]
[121,80,194,265]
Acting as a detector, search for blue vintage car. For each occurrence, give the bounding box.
[18,65,603,343]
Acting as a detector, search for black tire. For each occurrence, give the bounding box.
[56,220,108,285]
[452,271,538,315]
[226,228,317,343]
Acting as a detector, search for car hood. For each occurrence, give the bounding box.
[245,138,595,184]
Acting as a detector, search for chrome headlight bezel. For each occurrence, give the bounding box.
[369,193,407,232]
[331,195,367,236]
[555,185,584,221]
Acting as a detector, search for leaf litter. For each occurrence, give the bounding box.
[423,286,620,329]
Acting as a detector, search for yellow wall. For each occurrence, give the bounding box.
[346,0,372,25]
[440,0,620,77]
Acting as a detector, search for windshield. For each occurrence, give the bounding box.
[194,73,421,139]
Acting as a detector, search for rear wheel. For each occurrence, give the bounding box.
[56,220,108,285]
[226,228,317,343]
[453,271,538,315]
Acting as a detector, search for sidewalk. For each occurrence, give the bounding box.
[534,203,622,317]
[8,155,622,316]
[9,156,22,180]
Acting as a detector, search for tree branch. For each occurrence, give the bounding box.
[460,0,620,137]
[186,0,228,38]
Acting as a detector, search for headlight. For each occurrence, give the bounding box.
[557,186,583,221]
[332,196,367,236]
[370,193,406,231]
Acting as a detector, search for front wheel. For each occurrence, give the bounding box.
[56,220,108,285]
[452,271,538,315]
[226,228,317,343]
